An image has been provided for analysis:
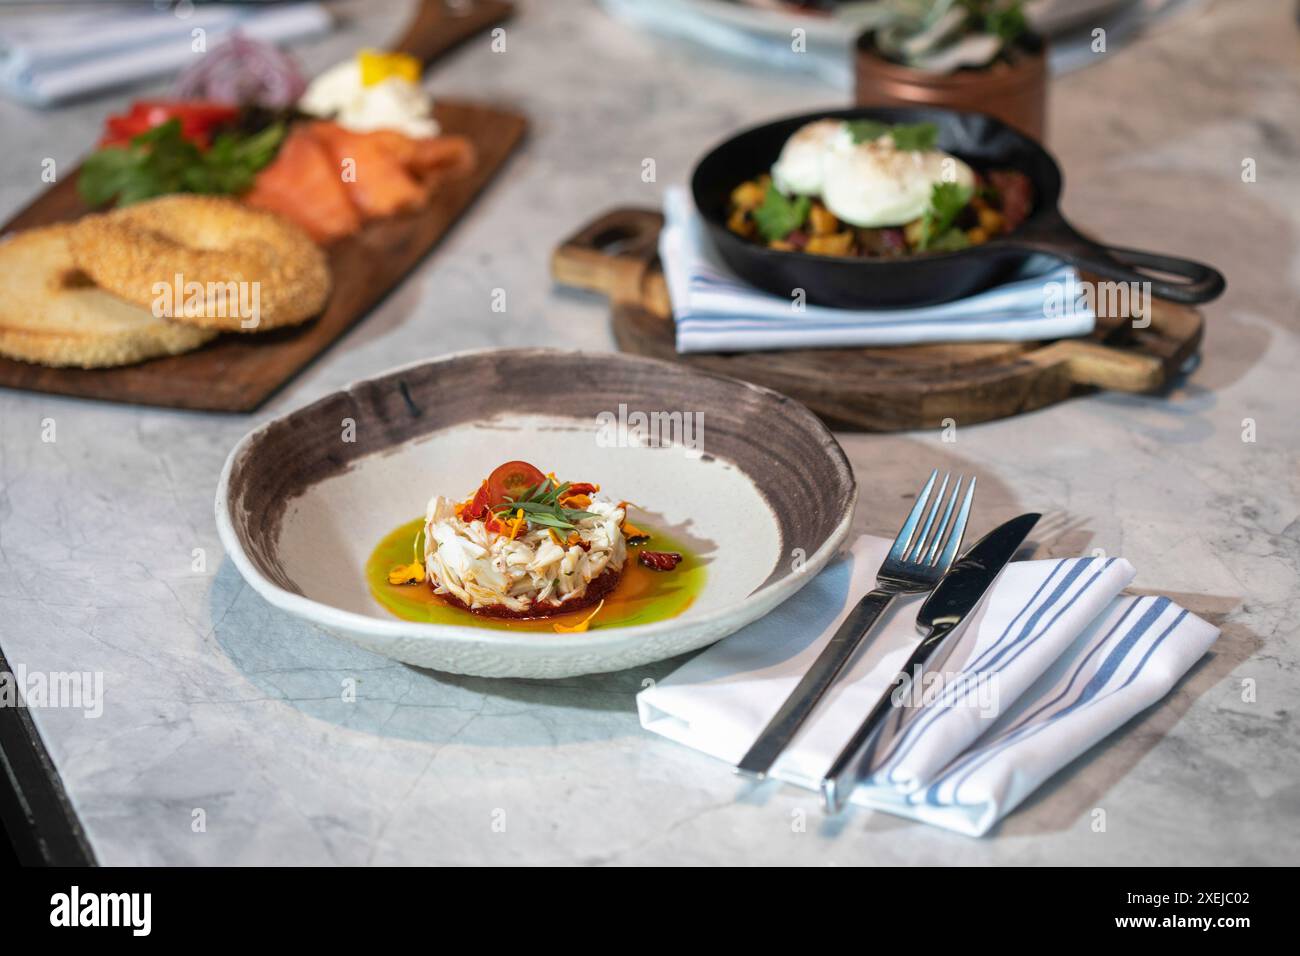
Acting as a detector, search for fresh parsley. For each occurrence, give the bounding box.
[917,181,974,251]
[846,120,939,152]
[751,182,811,242]
[78,118,285,209]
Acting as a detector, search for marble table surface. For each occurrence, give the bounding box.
[0,0,1296,865]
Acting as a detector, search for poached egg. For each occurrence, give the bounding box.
[770,119,852,196]
[770,120,975,228]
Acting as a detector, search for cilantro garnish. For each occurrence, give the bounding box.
[846,120,938,152]
[846,119,890,144]
[916,181,974,251]
[924,228,971,252]
[752,182,811,242]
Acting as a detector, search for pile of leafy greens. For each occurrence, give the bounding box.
[78,118,284,208]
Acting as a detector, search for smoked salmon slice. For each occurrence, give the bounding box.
[363,129,476,177]
[358,129,476,200]
[308,122,425,220]
[410,135,476,178]
[243,126,360,243]
[242,120,477,241]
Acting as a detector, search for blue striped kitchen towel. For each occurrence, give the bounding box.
[637,533,1218,837]
[0,3,330,106]
[660,187,1096,354]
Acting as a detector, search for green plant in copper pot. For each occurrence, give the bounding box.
[843,0,1034,73]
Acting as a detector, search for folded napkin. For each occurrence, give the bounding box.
[599,0,856,89]
[637,534,1218,836]
[0,3,331,106]
[660,187,1097,354]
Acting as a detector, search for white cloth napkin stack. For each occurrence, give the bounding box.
[637,534,1218,836]
[659,187,1096,354]
[0,3,331,106]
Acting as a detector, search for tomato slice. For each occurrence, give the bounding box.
[133,100,239,125]
[98,100,238,149]
[486,461,547,507]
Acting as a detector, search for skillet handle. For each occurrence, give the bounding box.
[1014,217,1225,305]
[1065,243,1225,305]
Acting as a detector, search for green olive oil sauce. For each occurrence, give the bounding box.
[366,517,706,632]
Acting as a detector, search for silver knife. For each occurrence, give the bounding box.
[819,512,1041,814]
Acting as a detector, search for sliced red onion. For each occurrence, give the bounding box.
[173,31,307,109]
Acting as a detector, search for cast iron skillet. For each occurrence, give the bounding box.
[691,106,1226,309]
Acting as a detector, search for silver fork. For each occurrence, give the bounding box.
[734,469,975,779]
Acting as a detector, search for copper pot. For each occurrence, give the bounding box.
[854,32,1048,140]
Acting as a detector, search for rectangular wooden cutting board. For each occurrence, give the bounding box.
[0,98,526,412]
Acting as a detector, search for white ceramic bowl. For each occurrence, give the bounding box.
[216,348,856,678]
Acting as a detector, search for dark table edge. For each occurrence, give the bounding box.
[0,647,96,866]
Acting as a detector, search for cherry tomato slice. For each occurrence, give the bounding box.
[486,461,547,507]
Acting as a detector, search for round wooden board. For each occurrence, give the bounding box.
[552,208,1205,431]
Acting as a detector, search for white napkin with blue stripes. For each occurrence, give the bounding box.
[660,188,1097,354]
[637,534,1218,836]
[0,3,330,106]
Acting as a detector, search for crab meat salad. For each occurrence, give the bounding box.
[385,461,682,632]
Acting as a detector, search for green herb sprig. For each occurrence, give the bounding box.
[846,120,938,152]
[78,118,285,209]
[917,181,974,251]
[752,182,811,242]
[491,479,598,533]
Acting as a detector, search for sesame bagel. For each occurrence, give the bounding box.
[68,195,331,332]
[0,224,217,368]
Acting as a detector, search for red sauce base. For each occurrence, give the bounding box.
[433,564,624,620]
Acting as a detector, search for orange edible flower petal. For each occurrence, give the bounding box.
[553,599,604,634]
[621,520,650,542]
[558,493,591,508]
[387,562,425,585]
[507,508,525,541]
